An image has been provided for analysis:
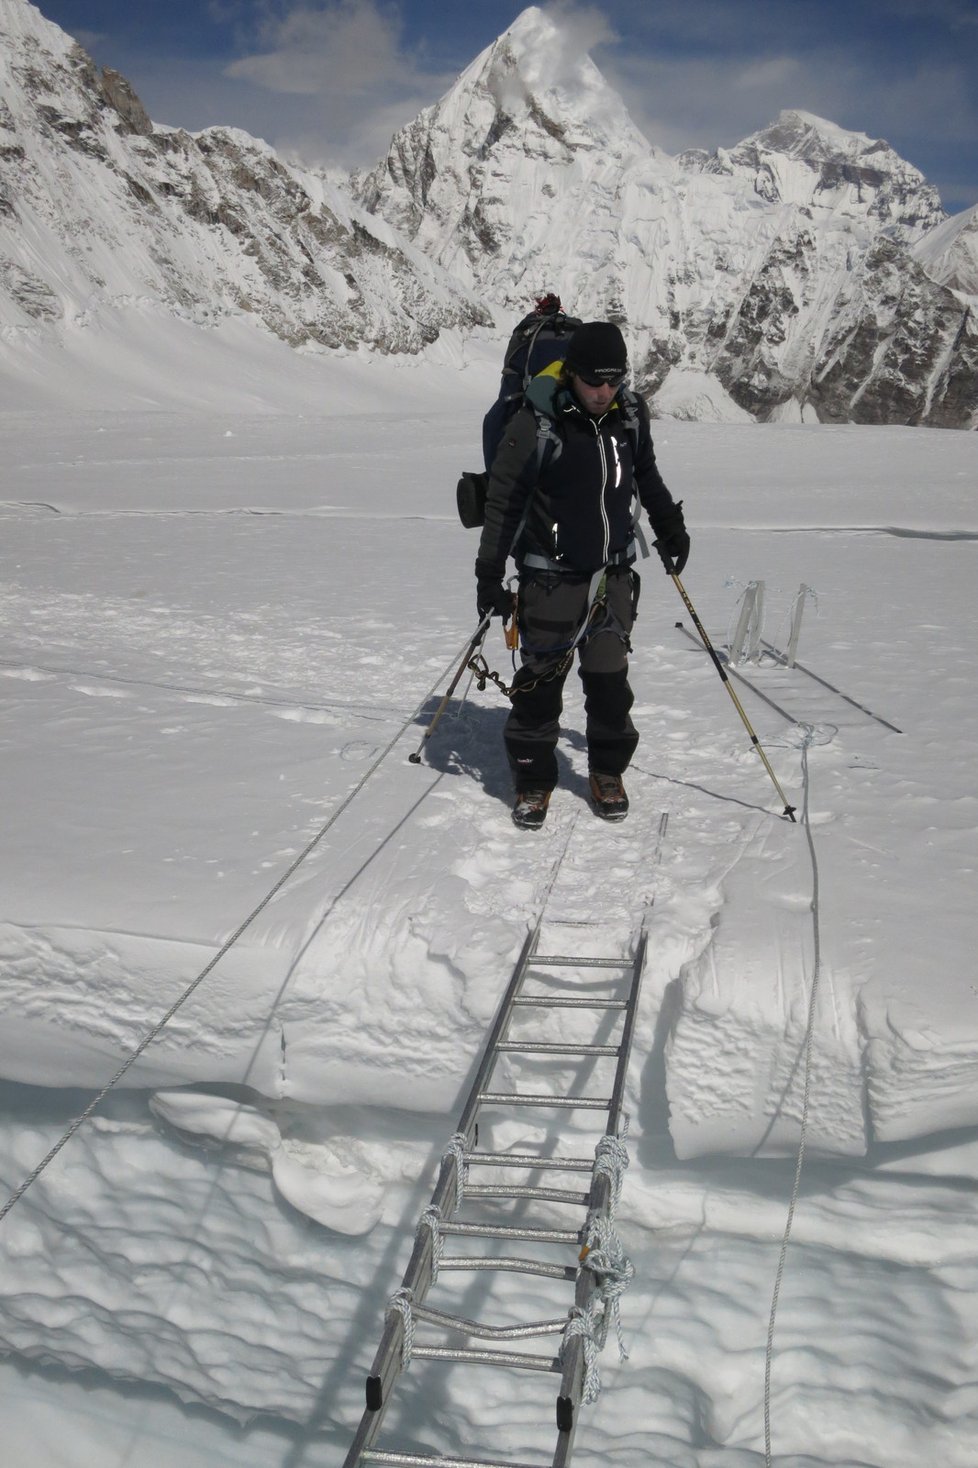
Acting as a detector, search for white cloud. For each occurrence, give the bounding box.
[543,1,617,53]
[732,55,804,93]
[225,1,413,97]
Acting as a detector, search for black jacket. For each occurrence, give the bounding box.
[476,373,679,578]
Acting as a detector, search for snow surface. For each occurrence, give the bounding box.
[1,322,977,1467]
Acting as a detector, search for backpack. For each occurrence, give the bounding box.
[482,294,584,471]
[456,294,582,530]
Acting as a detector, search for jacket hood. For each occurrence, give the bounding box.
[524,361,629,423]
[524,360,565,419]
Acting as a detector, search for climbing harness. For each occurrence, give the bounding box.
[468,568,612,702]
[344,814,669,1468]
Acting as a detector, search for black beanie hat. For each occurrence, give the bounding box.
[564,321,628,382]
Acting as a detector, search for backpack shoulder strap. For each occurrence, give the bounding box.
[506,409,562,556]
[534,407,563,473]
[617,388,649,559]
[617,387,642,457]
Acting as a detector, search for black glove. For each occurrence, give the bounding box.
[475,561,512,620]
[653,500,690,575]
[477,579,512,620]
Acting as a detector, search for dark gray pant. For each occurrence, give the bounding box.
[505,567,639,791]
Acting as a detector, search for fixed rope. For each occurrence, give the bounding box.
[763,725,822,1465]
[0,628,482,1228]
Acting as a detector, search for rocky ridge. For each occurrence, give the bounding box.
[0,0,489,355]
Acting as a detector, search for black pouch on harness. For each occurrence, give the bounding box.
[456,470,488,529]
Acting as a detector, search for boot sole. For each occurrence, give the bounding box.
[513,810,548,829]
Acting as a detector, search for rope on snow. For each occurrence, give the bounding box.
[764,724,823,1467]
[0,627,485,1228]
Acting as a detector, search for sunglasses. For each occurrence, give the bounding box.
[574,370,627,389]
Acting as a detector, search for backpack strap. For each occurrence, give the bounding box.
[617,388,650,559]
[534,410,563,473]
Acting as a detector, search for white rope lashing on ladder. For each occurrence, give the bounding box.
[418,1204,445,1284]
[387,1287,417,1370]
[0,630,484,1228]
[442,1131,468,1213]
[593,1129,630,1214]
[764,725,823,1466]
[562,1127,635,1404]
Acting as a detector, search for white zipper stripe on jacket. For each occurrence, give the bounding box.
[594,415,611,563]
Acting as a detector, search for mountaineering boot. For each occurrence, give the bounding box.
[513,788,552,830]
[589,771,629,822]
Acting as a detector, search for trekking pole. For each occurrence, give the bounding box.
[669,570,797,821]
[408,614,492,765]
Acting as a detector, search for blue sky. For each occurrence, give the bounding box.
[38,1,978,212]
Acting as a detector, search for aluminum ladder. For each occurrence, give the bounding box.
[343,820,665,1468]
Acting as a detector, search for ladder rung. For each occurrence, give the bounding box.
[465,1184,589,1205]
[439,1256,578,1281]
[465,1150,594,1171]
[440,1220,580,1244]
[411,1344,560,1373]
[512,996,628,1010]
[546,916,612,925]
[529,955,633,968]
[363,1451,544,1468]
[496,1041,619,1056]
[411,1301,568,1341]
[478,1091,610,1110]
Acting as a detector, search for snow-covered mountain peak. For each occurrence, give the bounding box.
[704,107,945,236]
[353,5,654,308]
[756,109,884,162]
[0,0,70,55]
[913,201,978,296]
[471,4,650,154]
[0,0,487,351]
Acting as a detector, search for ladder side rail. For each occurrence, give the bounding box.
[454,925,537,1143]
[553,930,649,1458]
[362,1149,459,1417]
[346,927,538,1466]
[605,931,648,1138]
[553,1169,614,1453]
